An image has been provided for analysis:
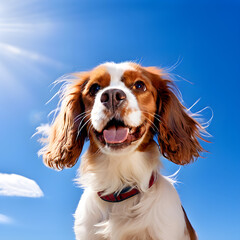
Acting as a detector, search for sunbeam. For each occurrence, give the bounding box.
[0,0,62,101]
[0,43,62,67]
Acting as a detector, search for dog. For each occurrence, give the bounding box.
[38,62,207,240]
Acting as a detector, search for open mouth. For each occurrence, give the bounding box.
[94,118,146,148]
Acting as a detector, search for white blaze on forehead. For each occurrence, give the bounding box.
[101,62,135,86]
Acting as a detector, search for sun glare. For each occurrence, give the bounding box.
[0,0,61,96]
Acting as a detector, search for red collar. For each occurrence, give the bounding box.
[97,173,157,203]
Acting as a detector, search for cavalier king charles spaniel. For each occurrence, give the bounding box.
[38,62,207,240]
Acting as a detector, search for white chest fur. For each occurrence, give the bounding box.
[74,174,190,240]
[74,142,191,240]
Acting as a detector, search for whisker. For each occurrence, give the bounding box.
[74,110,91,119]
[74,111,91,123]
[77,118,91,139]
[141,110,162,123]
[87,124,94,137]
[145,117,160,134]
[75,113,91,125]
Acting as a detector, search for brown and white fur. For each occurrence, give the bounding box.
[38,62,206,240]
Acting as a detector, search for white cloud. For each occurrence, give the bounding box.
[0,173,44,198]
[0,214,12,224]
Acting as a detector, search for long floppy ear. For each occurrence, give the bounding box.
[142,67,206,165]
[38,73,89,170]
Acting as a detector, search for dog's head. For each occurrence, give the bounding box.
[38,62,205,170]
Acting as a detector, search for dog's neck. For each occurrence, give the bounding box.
[78,141,161,194]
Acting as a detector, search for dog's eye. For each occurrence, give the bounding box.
[133,81,146,92]
[89,84,101,96]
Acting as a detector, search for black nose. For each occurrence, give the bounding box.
[100,89,127,111]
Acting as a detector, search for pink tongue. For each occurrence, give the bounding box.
[103,125,129,144]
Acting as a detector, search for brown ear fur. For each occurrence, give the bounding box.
[142,67,205,165]
[39,73,89,170]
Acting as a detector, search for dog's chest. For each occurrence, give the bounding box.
[97,195,154,240]
[94,178,189,240]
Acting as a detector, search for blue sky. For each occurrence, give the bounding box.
[0,0,239,239]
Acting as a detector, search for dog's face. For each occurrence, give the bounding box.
[38,62,204,170]
[81,62,158,154]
